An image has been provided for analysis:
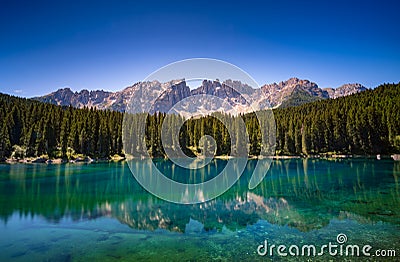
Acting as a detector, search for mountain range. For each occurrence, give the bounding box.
[33,78,367,113]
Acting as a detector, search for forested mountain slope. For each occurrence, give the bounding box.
[0,83,398,160]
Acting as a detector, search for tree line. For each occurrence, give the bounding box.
[273,83,399,155]
[0,83,399,160]
[0,96,123,159]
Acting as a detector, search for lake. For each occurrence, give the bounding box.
[0,159,399,261]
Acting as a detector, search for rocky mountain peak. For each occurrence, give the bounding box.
[33,78,368,112]
[151,80,191,113]
[260,78,329,107]
[323,83,367,99]
[190,80,248,107]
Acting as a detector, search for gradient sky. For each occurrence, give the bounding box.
[1,0,399,97]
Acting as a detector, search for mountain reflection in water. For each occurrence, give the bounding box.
[0,158,399,233]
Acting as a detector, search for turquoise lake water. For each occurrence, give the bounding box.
[0,159,399,261]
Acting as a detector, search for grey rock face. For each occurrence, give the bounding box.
[33,78,368,112]
[323,83,367,99]
[260,78,330,107]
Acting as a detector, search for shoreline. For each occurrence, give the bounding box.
[1,154,399,164]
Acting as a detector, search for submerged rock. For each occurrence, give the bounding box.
[185,218,205,234]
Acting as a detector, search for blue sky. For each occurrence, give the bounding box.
[1,0,399,97]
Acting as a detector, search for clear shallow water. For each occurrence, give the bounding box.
[0,159,399,261]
